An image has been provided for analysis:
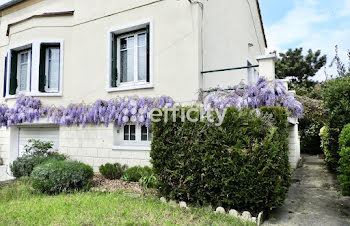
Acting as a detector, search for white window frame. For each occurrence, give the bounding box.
[107,19,154,92]
[44,46,60,93]
[6,40,64,99]
[247,60,258,85]
[113,124,152,150]
[116,30,148,87]
[16,49,32,93]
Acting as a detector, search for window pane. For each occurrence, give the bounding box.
[120,36,134,83]
[130,125,136,141]
[138,34,147,81]
[47,48,60,90]
[124,125,129,140]
[18,52,28,91]
[141,125,148,141]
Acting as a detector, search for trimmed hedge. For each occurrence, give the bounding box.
[322,77,350,171]
[151,106,291,214]
[338,124,350,195]
[31,160,93,194]
[99,163,127,180]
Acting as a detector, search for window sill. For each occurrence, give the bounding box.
[107,83,153,92]
[112,145,151,151]
[5,92,62,100]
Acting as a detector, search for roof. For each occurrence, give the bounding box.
[0,0,268,47]
[256,0,268,48]
[0,0,26,11]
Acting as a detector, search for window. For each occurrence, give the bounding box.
[141,125,152,141]
[115,124,152,147]
[109,22,152,90]
[6,41,63,97]
[39,44,60,93]
[17,50,31,92]
[9,47,32,95]
[247,61,258,85]
[123,124,136,141]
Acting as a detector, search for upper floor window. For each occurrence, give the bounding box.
[39,44,60,93]
[6,41,63,97]
[16,49,31,92]
[109,20,153,91]
[9,46,32,95]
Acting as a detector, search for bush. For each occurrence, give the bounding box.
[338,124,350,195]
[31,160,94,194]
[297,96,325,154]
[151,106,291,214]
[99,163,127,180]
[139,174,159,188]
[322,77,350,170]
[123,166,153,182]
[10,140,66,178]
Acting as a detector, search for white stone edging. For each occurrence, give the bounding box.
[159,197,264,225]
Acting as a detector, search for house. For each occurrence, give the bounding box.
[0,0,300,172]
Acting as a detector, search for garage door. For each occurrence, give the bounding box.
[18,127,59,157]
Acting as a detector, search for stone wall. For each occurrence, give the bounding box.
[59,125,151,172]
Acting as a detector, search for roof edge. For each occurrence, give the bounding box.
[0,0,27,11]
[256,0,268,48]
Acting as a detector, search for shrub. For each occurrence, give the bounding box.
[139,174,159,188]
[338,124,350,195]
[151,106,291,214]
[322,77,350,170]
[99,163,127,180]
[31,160,94,194]
[123,166,153,182]
[297,96,325,154]
[10,140,66,178]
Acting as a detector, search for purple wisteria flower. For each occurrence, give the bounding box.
[201,77,303,118]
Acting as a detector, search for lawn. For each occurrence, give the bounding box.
[0,179,252,226]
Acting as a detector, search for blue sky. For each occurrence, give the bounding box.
[259,0,350,80]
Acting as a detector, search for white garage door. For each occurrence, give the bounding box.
[18,127,59,157]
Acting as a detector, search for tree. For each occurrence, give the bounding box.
[275,48,327,88]
[330,45,350,78]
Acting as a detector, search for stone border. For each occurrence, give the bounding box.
[160,197,264,226]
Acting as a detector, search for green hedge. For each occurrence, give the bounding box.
[99,163,127,180]
[151,106,291,214]
[322,77,350,171]
[297,96,325,154]
[31,160,94,194]
[338,124,350,195]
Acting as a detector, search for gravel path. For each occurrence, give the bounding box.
[264,154,350,226]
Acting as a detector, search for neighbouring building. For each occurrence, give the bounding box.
[0,0,300,172]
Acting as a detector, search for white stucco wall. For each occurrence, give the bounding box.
[202,0,266,89]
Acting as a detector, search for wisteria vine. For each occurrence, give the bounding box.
[0,77,302,128]
[200,77,303,118]
[0,95,175,128]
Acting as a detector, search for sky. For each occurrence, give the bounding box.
[259,0,350,81]
[0,0,10,5]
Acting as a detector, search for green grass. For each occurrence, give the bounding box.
[0,179,252,226]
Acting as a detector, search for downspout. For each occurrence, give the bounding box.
[188,0,204,90]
